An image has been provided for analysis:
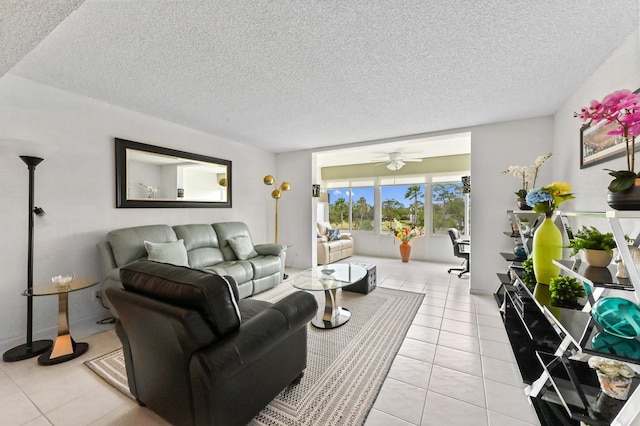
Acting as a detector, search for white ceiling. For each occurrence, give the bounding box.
[2,1,639,157]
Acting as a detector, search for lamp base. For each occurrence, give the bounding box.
[3,340,53,362]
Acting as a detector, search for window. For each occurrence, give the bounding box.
[327,187,374,231]
[381,184,425,232]
[431,182,465,234]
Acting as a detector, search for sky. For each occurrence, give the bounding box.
[329,185,421,207]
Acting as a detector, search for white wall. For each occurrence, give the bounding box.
[554,29,640,211]
[0,74,276,352]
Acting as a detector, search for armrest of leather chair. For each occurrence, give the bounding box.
[192,291,317,376]
[254,243,285,257]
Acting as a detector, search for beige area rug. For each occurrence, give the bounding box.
[85,284,424,425]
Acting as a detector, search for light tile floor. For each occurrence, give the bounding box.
[0,256,540,425]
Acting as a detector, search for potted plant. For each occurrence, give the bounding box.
[549,276,585,309]
[575,89,640,209]
[521,257,536,292]
[566,226,617,267]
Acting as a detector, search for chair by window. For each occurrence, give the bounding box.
[447,228,470,277]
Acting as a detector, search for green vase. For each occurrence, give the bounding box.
[532,216,562,284]
[532,216,562,308]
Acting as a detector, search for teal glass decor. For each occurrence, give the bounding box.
[591,332,640,360]
[591,297,640,339]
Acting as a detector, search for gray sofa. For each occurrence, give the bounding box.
[97,222,286,316]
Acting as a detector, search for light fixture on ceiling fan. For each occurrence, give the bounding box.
[372,152,422,171]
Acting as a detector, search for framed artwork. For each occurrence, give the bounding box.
[580,88,640,169]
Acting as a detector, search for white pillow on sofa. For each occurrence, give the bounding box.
[228,235,259,260]
[144,239,189,267]
[317,221,332,235]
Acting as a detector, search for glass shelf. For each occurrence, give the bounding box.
[554,259,634,291]
[536,351,639,425]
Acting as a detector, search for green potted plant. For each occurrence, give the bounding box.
[521,257,536,292]
[549,276,585,309]
[566,226,617,267]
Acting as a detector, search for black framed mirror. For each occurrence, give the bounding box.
[115,138,232,208]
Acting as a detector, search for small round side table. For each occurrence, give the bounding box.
[23,278,98,365]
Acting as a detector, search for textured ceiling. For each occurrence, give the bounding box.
[3,1,639,154]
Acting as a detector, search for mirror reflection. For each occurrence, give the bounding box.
[116,138,232,208]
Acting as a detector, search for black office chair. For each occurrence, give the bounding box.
[447,228,470,277]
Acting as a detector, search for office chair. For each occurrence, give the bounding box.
[447,228,470,277]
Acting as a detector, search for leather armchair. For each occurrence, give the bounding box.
[106,260,317,426]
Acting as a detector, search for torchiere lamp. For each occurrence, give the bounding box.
[263,175,290,244]
[3,155,53,361]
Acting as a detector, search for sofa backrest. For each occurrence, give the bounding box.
[212,222,254,261]
[119,260,241,337]
[107,224,177,267]
[173,224,225,268]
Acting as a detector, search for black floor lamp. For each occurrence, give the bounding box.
[2,155,53,362]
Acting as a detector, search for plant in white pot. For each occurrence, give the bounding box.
[566,226,617,267]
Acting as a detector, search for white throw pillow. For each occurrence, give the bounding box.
[144,240,189,267]
[317,221,332,235]
[228,235,259,260]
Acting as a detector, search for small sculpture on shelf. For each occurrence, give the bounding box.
[588,356,636,400]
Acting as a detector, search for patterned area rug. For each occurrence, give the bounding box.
[85,284,423,425]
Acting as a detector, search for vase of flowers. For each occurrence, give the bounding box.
[588,356,636,400]
[575,89,640,210]
[391,219,423,262]
[525,182,574,307]
[503,153,552,210]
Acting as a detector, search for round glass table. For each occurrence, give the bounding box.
[292,264,366,329]
[24,278,98,365]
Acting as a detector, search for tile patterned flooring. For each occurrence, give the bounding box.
[0,256,540,425]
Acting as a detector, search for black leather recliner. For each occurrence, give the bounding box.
[106,260,317,426]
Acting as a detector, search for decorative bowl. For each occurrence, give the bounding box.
[52,274,74,287]
[321,269,335,276]
[591,297,640,339]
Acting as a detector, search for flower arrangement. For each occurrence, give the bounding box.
[575,89,640,192]
[525,182,575,216]
[391,218,423,242]
[502,153,552,198]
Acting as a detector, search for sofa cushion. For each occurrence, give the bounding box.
[204,260,254,284]
[327,228,341,241]
[228,235,258,260]
[317,221,332,235]
[174,224,225,268]
[108,224,177,267]
[120,260,241,337]
[248,256,281,278]
[144,240,189,267]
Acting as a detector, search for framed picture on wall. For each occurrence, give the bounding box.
[580,88,640,169]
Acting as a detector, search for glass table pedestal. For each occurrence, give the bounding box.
[24,278,98,366]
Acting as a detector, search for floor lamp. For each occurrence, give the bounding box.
[263,175,290,244]
[3,156,53,362]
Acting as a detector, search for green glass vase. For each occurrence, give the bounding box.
[532,216,562,307]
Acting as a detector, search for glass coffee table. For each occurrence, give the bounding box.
[292,264,366,329]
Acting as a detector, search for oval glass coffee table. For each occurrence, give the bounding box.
[292,264,366,329]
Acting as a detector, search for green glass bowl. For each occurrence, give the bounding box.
[591,297,640,339]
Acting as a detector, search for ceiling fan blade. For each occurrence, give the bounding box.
[403,158,422,162]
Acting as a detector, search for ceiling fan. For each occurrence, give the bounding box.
[371,152,423,171]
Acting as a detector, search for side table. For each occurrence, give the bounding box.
[23,278,98,365]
